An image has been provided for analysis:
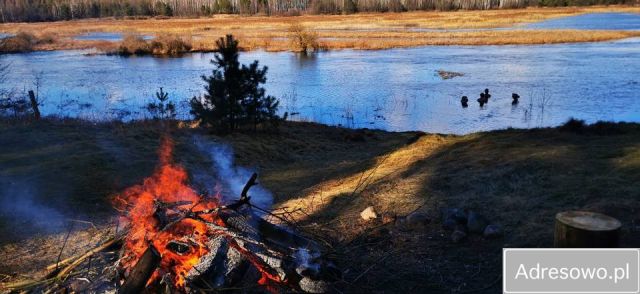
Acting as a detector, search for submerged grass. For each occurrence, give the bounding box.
[1,6,639,52]
[0,118,639,291]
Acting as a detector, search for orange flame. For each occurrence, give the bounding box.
[113,137,284,291]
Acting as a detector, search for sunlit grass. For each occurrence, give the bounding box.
[1,6,639,52]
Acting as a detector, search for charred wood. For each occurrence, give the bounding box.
[118,245,161,294]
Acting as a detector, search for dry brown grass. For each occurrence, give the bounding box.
[1,119,639,292]
[0,31,60,53]
[113,33,192,55]
[1,6,639,52]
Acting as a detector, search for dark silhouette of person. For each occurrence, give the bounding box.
[512,93,520,105]
[484,88,491,100]
[477,93,487,107]
[461,96,468,108]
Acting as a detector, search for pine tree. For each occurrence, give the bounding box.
[190,34,280,133]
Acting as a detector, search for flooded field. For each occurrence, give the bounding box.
[2,13,640,133]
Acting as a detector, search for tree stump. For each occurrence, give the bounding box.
[28,90,40,120]
[554,211,621,248]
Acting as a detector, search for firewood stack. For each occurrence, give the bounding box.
[116,174,339,293]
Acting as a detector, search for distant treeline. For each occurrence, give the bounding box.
[0,0,633,22]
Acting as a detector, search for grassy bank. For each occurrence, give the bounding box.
[1,6,639,53]
[1,118,639,292]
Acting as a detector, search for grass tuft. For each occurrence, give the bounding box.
[116,33,192,56]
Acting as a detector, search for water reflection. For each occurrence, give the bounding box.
[2,37,640,134]
[524,13,640,31]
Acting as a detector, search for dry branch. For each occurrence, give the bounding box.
[52,234,125,280]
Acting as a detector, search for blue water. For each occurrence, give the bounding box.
[410,12,640,32]
[73,32,154,41]
[3,36,639,134]
[524,13,640,30]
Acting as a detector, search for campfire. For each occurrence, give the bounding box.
[109,138,336,293]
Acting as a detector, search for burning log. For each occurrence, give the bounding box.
[118,245,162,294]
[113,139,337,293]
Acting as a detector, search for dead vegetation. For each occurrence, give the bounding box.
[1,119,639,292]
[1,6,639,52]
[0,31,57,53]
[289,23,320,54]
[437,69,464,79]
[115,33,192,56]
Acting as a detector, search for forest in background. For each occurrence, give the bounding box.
[0,0,634,22]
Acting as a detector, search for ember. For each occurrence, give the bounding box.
[113,138,336,293]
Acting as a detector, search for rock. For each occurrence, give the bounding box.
[467,211,489,234]
[442,217,457,231]
[397,212,431,231]
[360,206,377,221]
[483,224,503,239]
[441,207,467,230]
[405,212,431,228]
[299,277,330,294]
[451,230,467,243]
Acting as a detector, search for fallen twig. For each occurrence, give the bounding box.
[54,222,75,272]
[54,235,125,280]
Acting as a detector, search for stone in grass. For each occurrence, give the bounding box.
[406,212,431,227]
[396,211,431,231]
[441,207,467,230]
[467,211,489,234]
[451,229,467,243]
[483,224,503,239]
[360,206,378,221]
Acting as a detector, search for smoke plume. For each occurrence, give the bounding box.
[192,136,274,210]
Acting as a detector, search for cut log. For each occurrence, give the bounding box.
[554,211,621,248]
[118,245,161,294]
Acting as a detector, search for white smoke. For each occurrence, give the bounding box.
[0,178,66,235]
[295,248,321,275]
[192,136,273,210]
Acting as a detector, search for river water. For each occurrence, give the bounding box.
[1,13,639,133]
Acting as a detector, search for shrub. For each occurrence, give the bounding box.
[145,87,176,119]
[117,34,151,55]
[116,34,192,56]
[150,35,192,55]
[559,118,586,133]
[190,34,280,133]
[0,93,32,119]
[0,32,36,53]
[288,23,319,54]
